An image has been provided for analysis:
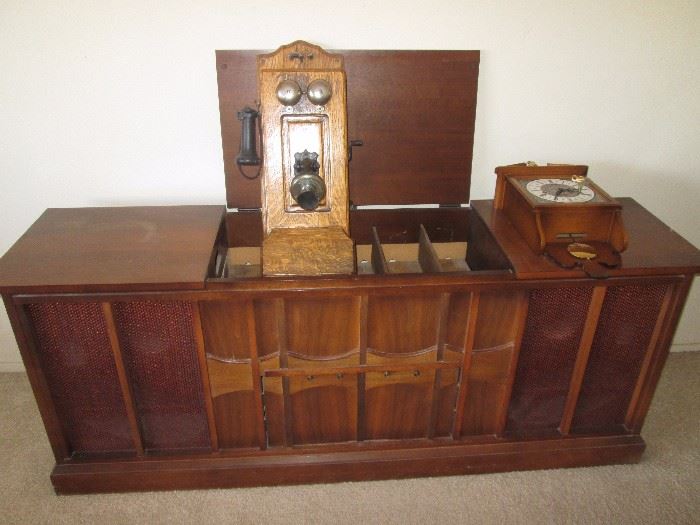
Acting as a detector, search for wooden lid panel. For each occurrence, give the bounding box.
[0,206,225,292]
[344,50,479,206]
[216,49,480,209]
[216,50,259,209]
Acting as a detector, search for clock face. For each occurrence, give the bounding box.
[525,178,595,203]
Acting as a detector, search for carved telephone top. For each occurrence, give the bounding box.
[254,41,354,276]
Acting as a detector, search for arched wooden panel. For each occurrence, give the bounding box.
[200,300,261,449]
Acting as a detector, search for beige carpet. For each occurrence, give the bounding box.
[1,353,698,525]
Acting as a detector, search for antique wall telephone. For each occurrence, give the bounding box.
[235,41,354,276]
[235,55,338,212]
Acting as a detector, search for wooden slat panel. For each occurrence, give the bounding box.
[357,295,368,441]
[194,304,221,451]
[623,286,673,428]
[285,297,360,359]
[367,294,441,354]
[200,301,250,360]
[451,292,480,438]
[461,345,514,436]
[559,286,607,435]
[429,293,451,437]
[365,368,435,440]
[625,279,692,433]
[276,296,362,444]
[495,293,530,435]
[113,301,211,452]
[102,303,144,456]
[289,374,358,444]
[198,300,263,449]
[253,300,279,358]
[275,299,292,447]
[246,301,267,449]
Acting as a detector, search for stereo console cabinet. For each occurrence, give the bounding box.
[0,43,698,494]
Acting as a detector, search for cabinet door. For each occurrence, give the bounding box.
[283,297,361,445]
[364,294,442,439]
[200,300,262,448]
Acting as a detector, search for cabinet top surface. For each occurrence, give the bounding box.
[1,200,697,295]
[472,198,700,278]
[0,205,224,293]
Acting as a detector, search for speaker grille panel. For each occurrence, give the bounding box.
[572,284,668,432]
[506,287,593,433]
[26,302,134,455]
[113,301,211,452]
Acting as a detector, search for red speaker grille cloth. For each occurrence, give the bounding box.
[26,302,134,455]
[506,287,593,433]
[572,284,668,431]
[113,301,211,452]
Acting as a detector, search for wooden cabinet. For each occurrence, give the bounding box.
[1,47,698,493]
[1,201,696,493]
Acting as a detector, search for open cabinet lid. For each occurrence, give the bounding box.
[216,48,479,209]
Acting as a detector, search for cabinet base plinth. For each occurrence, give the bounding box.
[51,435,645,494]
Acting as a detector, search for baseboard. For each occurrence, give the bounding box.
[51,434,645,494]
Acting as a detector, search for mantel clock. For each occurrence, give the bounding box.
[494,163,628,276]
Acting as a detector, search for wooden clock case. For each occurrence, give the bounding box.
[0,43,699,494]
[494,163,628,254]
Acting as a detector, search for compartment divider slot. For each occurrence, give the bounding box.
[371,226,389,275]
[418,224,443,273]
[368,224,468,275]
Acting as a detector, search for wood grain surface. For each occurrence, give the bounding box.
[216,49,479,208]
[0,206,224,293]
[262,227,354,276]
[258,42,349,234]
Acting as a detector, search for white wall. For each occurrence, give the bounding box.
[1,1,699,370]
